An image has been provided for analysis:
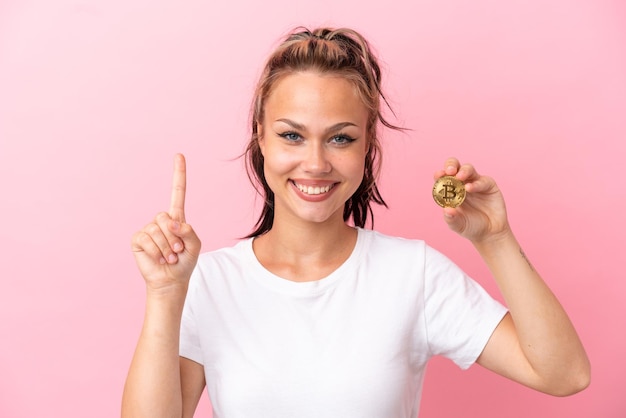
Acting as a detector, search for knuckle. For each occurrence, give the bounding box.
[130,231,144,249]
[155,211,170,223]
[131,230,142,242]
[138,231,154,246]
[131,232,155,254]
[146,223,161,235]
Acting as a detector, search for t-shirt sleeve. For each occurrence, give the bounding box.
[179,269,204,365]
[423,244,508,370]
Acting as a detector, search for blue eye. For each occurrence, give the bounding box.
[330,134,356,145]
[279,131,301,142]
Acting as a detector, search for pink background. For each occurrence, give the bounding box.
[1,0,624,417]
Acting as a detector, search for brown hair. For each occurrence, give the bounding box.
[244,27,402,237]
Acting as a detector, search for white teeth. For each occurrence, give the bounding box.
[296,183,332,195]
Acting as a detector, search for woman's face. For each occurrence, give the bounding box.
[258,71,369,227]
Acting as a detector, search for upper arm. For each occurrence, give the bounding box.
[476,313,545,392]
[180,356,206,418]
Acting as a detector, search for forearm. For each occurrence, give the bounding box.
[474,230,590,391]
[122,286,188,418]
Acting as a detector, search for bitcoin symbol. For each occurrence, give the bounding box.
[432,176,466,208]
[443,184,457,200]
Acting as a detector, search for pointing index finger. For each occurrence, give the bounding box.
[169,153,187,223]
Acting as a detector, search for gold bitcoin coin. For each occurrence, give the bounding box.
[432,176,466,208]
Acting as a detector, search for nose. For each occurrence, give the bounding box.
[302,141,331,174]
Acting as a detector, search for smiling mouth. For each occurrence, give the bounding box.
[294,182,335,195]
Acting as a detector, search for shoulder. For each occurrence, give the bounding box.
[358,228,431,278]
[360,228,459,272]
[360,228,427,258]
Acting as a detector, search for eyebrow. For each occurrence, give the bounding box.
[275,118,358,133]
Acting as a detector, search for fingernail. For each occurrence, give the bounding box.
[173,242,182,252]
[172,221,180,231]
[168,254,177,263]
[159,257,166,265]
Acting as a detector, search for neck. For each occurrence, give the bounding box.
[252,211,358,282]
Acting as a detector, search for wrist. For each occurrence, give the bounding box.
[142,284,189,336]
[472,227,517,254]
[146,282,189,306]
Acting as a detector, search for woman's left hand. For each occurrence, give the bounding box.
[434,158,511,244]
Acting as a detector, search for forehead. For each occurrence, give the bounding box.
[264,71,368,124]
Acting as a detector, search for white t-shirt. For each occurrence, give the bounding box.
[180,228,507,418]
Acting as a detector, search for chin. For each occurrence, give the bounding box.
[293,206,345,225]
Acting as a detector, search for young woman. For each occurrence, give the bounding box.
[122,27,590,418]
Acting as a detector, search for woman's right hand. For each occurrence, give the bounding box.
[131,154,201,293]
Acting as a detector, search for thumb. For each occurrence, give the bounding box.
[443,208,466,235]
